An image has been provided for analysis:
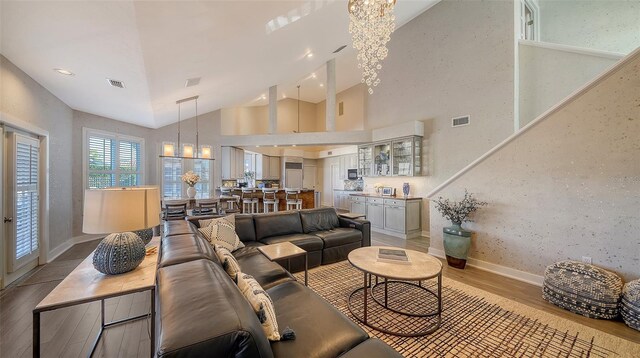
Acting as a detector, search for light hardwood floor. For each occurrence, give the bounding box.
[0,233,638,358]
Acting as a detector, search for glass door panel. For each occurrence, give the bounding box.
[413,137,422,176]
[358,145,373,177]
[392,138,413,176]
[373,142,391,176]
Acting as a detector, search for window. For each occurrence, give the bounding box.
[84,128,144,189]
[161,157,213,199]
[521,0,538,41]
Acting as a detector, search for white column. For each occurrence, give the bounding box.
[268,85,277,134]
[326,59,336,131]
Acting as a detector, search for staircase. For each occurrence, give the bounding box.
[426,47,640,285]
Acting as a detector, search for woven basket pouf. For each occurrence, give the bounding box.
[542,260,623,319]
[621,279,640,330]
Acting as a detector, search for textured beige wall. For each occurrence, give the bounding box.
[316,83,366,131]
[221,98,320,135]
[519,44,618,127]
[71,111,154,237]
[362,0,515,235]
[539,0,640,54]
[430,53,640,281]
[0,55,74,251]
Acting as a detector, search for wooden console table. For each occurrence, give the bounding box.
[33,237,160,357]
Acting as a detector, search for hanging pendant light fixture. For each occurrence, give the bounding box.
[348,0,397,94]
[160,95,213,160]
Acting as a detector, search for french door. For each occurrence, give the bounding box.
[5,132,40,272]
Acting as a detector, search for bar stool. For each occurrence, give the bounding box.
[194,199,219,215]
[285,188,303,211]
[220,188,241,214]
[241,188,259,214]
[262,188,279,213]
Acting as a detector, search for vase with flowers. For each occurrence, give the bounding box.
[182,171,201,199]
[434,189,487,269]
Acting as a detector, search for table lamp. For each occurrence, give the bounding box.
[83,187,160,275]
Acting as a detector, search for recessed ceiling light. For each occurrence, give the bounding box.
[260,94,266,100]
[292,144,297,147]
[306,52,313,58]
[274,145,278,147]
[54,68,74,76]
[282,94,287,99]
[319,83,324,87]
[311,73,317,79]
[256,145,260,148]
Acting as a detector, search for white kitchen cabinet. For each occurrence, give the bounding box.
[269,156,281,180]
[350,195,366,216]
[221,146,245,179]
[352,195,422,239]
[367,201,384,229]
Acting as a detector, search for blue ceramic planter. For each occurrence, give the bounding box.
[442,224,472,269]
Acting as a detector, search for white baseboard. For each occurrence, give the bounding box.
[46,234,102,263]
[428,247,544,287]
[47,239,73,263]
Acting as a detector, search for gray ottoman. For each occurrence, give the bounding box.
[542,260,623,319]
[621,279,640,331]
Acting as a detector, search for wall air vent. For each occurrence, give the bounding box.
[185,77,201,87]
[452,115,470,127]
[333,45,347,53]
[107,79,125,88]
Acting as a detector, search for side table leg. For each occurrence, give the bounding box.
[437,272,442,315]
[33,311,40,358]
[384,277,388,307]
[304,253,308,286]
[150,288,155,358]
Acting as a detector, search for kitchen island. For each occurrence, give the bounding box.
[217,188,316,212]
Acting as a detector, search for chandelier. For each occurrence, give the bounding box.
[348,0,397,94]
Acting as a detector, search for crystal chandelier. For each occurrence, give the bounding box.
[348,0,397,94]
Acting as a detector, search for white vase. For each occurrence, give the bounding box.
[187,186,196,199]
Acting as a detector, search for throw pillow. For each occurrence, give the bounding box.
[236,273,281,341]
[215,245,241,278]
[199,213,235,229]
[198,214,245,252]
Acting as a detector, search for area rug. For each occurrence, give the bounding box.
[294,261,640,358]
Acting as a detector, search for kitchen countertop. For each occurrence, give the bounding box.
[348,192,423,200]
[333,189,364,192]
[218,187,315,192]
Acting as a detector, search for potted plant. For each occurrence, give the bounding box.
[182,170,200,199]
[434,190,487,269]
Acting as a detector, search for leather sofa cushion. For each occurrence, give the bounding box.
[232,242,264,259]
[163,220,197,237]
[313,228,362,249]
[235,214,257,242]
[236,251,295,290]
[267,281,368,358]
[260,234,324,252]
[159,234,219,268]
[299,208,339,233]
[254,212,303,241]
[338,339,403,358]
[156,259,273,358]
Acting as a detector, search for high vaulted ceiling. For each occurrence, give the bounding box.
[1,1,438,129]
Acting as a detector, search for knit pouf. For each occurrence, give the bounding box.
[92,232,146,275]
[621,280,640,330]
[542,260,623,319]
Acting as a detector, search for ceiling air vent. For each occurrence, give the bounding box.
[333,45,347,53]
[107,78,125,88]
[452,115,470,127]
[185,77,201,87]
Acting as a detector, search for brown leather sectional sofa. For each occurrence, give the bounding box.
[155,207,402,358]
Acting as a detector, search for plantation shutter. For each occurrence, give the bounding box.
[88,134,116,188]
[162,158,182,198]
[85,129,144,189]
[11,133,40,271]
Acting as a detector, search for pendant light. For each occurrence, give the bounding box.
[160,95,213,160]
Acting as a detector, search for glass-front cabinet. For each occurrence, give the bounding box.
[358,135,422,177]
[357,145,373,177]
[373,142,391,176]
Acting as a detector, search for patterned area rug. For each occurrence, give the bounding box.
[293,261,640,358]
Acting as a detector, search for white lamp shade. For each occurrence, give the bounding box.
[83,187,161,234]
[182,144,194,158]
[162,142,175,156]
[200,146,212,159]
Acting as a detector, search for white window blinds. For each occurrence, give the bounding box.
[85,129,144,188]
[12,134,40,270]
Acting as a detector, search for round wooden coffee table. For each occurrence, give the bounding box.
[347,246,442,337]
